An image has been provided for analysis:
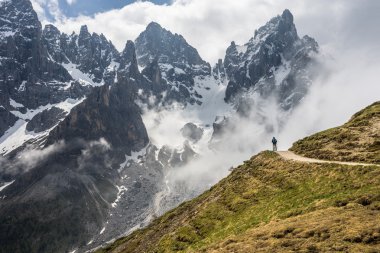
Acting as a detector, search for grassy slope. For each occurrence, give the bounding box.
[291,101,380,164]
[98,101,380,252]
[98,152,380,253]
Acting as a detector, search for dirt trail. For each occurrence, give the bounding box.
[277,151,379,167]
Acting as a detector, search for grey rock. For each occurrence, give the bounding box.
[26,107,66,133]
[181,123,204,143]
[223,9,319,110]
[0,106,18,137]
[0,75,150,253]
[46,78,149,157]
[135,22,207,67]
[135,22,210,105]
[0,0,76,110]
[42,24,120,85]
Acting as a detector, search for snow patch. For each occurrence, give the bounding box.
[174,67,186,75]
[0,30,16,39]
[18,81,26,92]
[119,145,149,170]
[1,98,84,154]
[63,62,103,87]
[9,98,24,108]
[159,63,173,72]
[111,185,128,208]
[142,75,233,152]
[236,45,248,54]
[0,180,14,192]
[109,60,118,69]
[274,57,291,86]
[55,97,86,113]
[10,97,84,121]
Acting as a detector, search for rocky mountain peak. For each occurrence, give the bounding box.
[78,25,91,45]
[0,0,41,32]
[251,9,297,45]
[123,40,136,54]
[43,24,122,84]
[120,40,139,73]
[79,25,89,36]
[133,22,212,105]
[223,9,318,110]
[146,21,163,32]
[135,22,207,67]
[43,24,60,36]
[281,9,293,24]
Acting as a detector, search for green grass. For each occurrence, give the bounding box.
[97,151,380,253]
[291,101,380,164]
[98,101,380,253]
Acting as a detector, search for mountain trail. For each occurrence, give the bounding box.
[277,151,380,167]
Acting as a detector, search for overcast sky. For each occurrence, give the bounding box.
[30,0,380,64]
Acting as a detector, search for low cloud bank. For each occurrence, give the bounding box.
[145,42,380,211]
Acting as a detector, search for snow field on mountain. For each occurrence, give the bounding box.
[0,97,85,154]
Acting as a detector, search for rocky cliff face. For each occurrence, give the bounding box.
[222,9,318,110]
[42,24,120,85]
[0,0,91,151]
[46,78,149,158]
[135,22,211,105]
[0,76,154,253]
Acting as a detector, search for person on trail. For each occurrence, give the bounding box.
[272,137,278,151]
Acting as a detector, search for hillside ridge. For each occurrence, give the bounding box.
[96,101,380,253]
[291,101,380,164]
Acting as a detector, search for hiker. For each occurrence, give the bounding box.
[272,137,278,151]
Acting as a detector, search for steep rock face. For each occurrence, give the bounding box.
[113,40,169,107]
[0,139,119,253]
[0,77,152,253]
[0,107,18,137]
[0,0,91,141]
[46,79,149,157]
[25,107,66,133]
[135,22,211,105]
[181,123,204,143]
[0,7,128,154]
[223,9,318,110]
[42,24,120,85]
[0,0,78,110]
[135,22,206,67]
[119,40,139,75]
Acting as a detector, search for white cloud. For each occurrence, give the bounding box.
[0,141,66,175]
[39,0,379,65]
[66,0,76,5]
[31,0,65,21]
[279,49,380,148]
[30,0,380,210]
[152,43,380,211]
